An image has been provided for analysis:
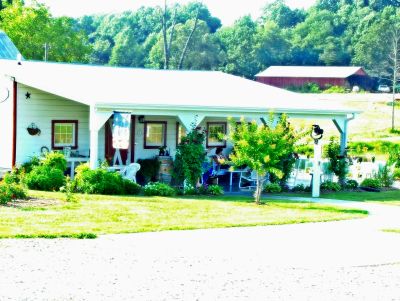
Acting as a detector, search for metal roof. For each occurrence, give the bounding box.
[0,59,360,117]
[0,31,20,60]
[256,66,367,79]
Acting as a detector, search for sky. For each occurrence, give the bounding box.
[30,0,317,25]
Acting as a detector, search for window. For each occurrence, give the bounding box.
[207,122,226,148]
[52,120,78,150]
[176,122,187,146]
[144,121,167,149]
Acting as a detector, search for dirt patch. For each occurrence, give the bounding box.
[5,198,62,208]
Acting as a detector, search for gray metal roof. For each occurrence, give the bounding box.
[0,30,20,60]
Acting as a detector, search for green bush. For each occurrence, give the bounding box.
[286,82,321,93]
[24,166,66,191]
[41,152,67,172]
[376,164,394,188]
[136,157,160,184]
[3,169,23,184]
[206,185,224,196]
[320,181,341,192]
[0,182,28,204]
[74,164,141,195]
[361,178,382,189]
[323,85,347,94]
[264,183,282,193]
[20,156,41,174]
[344,179,358,190]
[143,182,175,196]
[122,179,142,195]
[292,184,306,192]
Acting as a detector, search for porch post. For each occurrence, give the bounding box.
[89,106,113,169]
[89,129,99,169]
[333,117,350,156]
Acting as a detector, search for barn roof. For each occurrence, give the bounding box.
[256,66,367,79]
[0,59,360,117]
[0,30,20,60]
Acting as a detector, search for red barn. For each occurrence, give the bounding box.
[256,66,372,90]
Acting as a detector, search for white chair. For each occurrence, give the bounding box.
[239,169,259,189]
[120,163,141,183]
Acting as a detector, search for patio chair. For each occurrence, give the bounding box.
[239,169,260,189]
[120,163,141,183]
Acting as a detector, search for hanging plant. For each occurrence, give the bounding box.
[27,123,41,136]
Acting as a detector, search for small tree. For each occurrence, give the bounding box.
[324,136,349,186]
[173,122,206,187]
[228,114,297,204]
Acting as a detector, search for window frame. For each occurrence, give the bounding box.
[144,121,167,149]
[176,122,187,147]
[51,120,78,150]
[206,122,227,148]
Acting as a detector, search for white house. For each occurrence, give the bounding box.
[0,57,359,176]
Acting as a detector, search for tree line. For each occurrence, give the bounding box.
[1,0,400,80]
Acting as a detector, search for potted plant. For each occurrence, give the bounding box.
[158,146,167,156]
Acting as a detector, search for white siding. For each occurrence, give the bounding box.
[16,84,90,164]
[133,116,179,160]
[0,78,14,169]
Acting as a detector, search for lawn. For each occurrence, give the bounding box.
[316,190,400,206]
[0,190,367,239]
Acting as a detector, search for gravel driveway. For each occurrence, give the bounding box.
[1,198,400,301]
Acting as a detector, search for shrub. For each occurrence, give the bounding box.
[143,182,175,196]
[3,169,23,184]
[376,164,394,188]
[264,183,282,193]
[74,164,141,195]
[60,176,78,203]
[344,179,358,190]
[320,181,341,192]
[0,182,28,204]
[122,179,142,195]
[292,184,306,192]
[325,137,349,185]
[41,152,67,172]
[173,123,206,186]
[20,156,41,174]
[206,185,224,196]
[24,166,66,191]
[323,85,347,94]
[361,178,382,189]
[136,157,160,184]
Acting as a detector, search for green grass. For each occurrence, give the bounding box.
[281,189,400,205]
[0,190,367,239]
[384,229,400,234]
[315,190,400,206]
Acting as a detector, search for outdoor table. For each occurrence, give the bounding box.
[67,157,89,179]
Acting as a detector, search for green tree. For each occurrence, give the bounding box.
[228,115,297,204]
[0,0,90,62]
[262,0,305,28]
[174,124,206,187]
[218,16,260,78]
[109,28,145,67]
[148,20,224,70]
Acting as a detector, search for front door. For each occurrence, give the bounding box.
[104,115,135,165]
